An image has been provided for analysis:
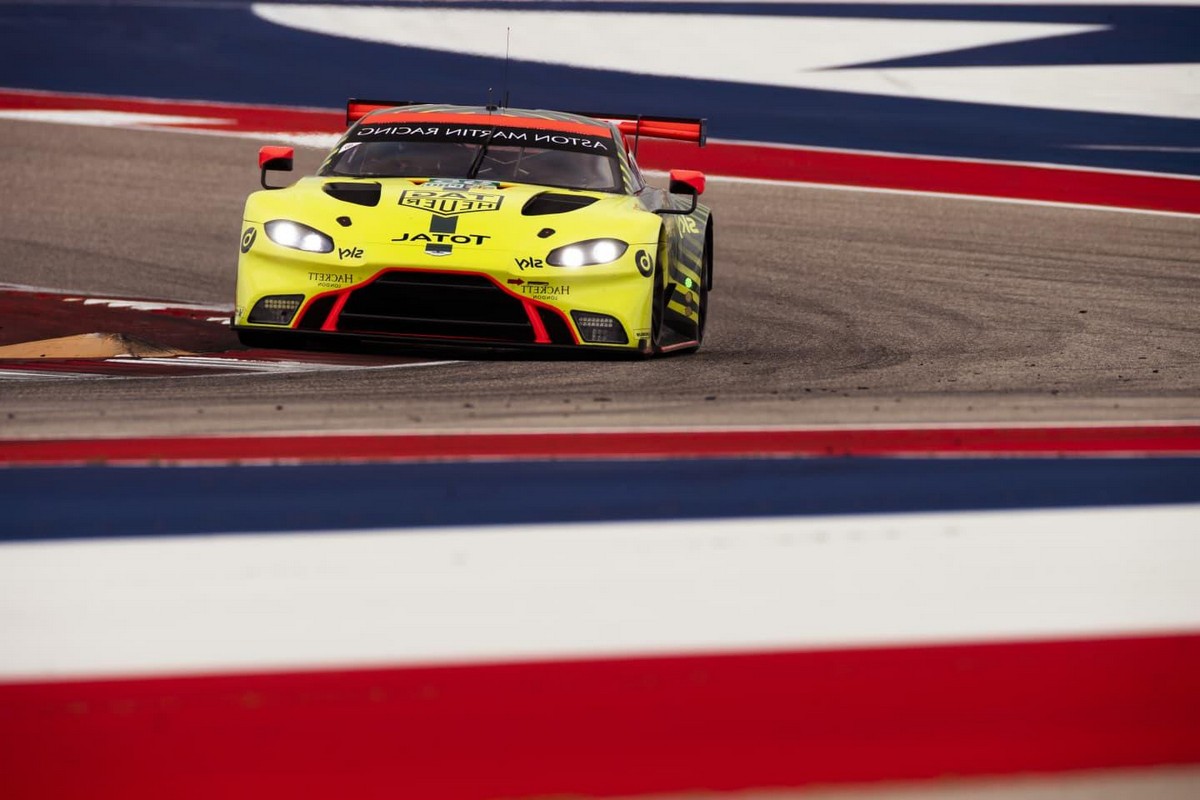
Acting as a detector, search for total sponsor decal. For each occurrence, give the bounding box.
[392,195,498,256]
[392,232,491,246]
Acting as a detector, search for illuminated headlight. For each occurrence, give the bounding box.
[265,220,334,253]
[547,238,627,267]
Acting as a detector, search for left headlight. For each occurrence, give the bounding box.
[546,238,628,267]
[264,220,334,253]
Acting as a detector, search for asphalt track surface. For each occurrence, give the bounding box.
[0,117,1197,440]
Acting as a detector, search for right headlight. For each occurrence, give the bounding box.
[546,238,628,267]
[264,220,335,253]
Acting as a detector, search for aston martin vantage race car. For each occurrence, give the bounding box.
[233,100,713,355]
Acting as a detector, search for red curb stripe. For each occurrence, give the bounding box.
[2,633,1197,799]
[639,138,1200,215]
[0,88,344,134]
[2,426,1198,466]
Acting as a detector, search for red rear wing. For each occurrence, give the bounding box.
[577,113,707,147]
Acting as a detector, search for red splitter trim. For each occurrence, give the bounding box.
[1,425,1197,466]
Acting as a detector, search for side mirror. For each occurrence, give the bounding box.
[669,169,706,197]
[259,145,295,190]
[656,169,705,215]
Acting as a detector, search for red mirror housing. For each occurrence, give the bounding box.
[259,145,295,171]
[259,146,295,190]
[669,169,706,196]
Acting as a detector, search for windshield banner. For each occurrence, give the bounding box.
[350,123,614,154]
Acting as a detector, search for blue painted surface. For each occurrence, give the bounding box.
[0,2,1197,175]
[3,457,1198,542]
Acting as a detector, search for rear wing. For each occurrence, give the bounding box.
[570,112,707,147]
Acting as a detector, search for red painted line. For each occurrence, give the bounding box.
[1,633,1196,799]
[1,425,1197,466]
[639,138,1200,215]
[0,87,344,135]
[3,88,1196,214]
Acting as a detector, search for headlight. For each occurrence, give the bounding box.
[264,220,334,253]
[546,238,628,267]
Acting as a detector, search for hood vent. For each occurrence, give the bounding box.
[323,181,382,207]
[522,193,597,216]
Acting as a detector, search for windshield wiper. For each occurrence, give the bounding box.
[467,125,501,178]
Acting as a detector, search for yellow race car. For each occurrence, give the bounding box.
[234,100,712,355]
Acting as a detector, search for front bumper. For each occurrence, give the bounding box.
[234,239,655,351]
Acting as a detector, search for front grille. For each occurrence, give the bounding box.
[336,271,537,343]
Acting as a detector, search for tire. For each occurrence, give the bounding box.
[646,234,670,356]
[695,225,712,345]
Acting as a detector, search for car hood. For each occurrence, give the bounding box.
[244,177,658,251]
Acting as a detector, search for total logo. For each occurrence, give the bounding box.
[514,256,544,271]
[392,232,491,246]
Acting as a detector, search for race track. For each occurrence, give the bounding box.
[0,117,1196,438]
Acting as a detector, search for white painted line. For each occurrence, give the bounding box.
[0,109,230,128]
[109,356,319,373]
[253,4,1199,121]
[783,63,1200,122]
[169,419,1200,440]
[257,4,1200,119]
[78,297,233,313]
[2,504,1197,681]
[703,137,1200,182]
[463,1,1200,5]
[100,356,463,378]
[0,369,103,381]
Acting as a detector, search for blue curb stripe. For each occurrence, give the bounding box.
[4,457,1199,542]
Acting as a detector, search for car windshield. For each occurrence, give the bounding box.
[319,121,624,192]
